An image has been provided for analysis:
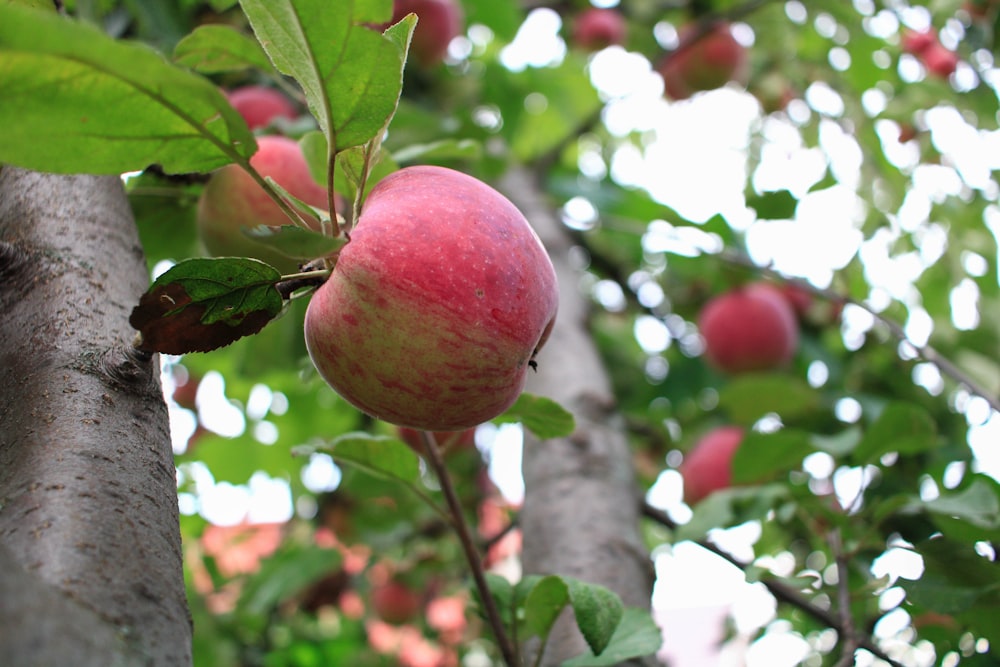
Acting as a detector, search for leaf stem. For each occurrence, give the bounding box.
[419,430,520,667]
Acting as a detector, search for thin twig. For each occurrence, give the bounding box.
[420,431,520,667]
[830,528,860,667]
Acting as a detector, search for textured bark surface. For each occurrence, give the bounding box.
[0,168,191,666]
[501,168,659,666]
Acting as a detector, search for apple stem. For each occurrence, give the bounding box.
[419,430,521,667]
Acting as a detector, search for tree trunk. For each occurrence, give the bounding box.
[0,167,191,666]
[501,167,660,666]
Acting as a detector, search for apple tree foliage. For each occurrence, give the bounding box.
[1,0,1000,665]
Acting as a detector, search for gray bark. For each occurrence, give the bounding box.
[501,167,660,666]
[0,167,191,666]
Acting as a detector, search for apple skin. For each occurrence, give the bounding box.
[680,426,745,505]
[657,22,748,100]
[397,426,476,455]
[197,135,331,273]
[371,579,422,625]
[921,43,959,78]
[305,166,557,431]
[698,282,799,374]
[225,85,297,130]
[571,8,627,51]
[392,0,463,67]
[901,29,937,55]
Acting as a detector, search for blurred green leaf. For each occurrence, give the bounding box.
[238,544,342,619]
[731,429,813,485]
[173,24,275,73]
[0,4,256,174]
[494,393,575,439]
[747,189,797,220]
[717,374,820,424]
[854,401,938,463]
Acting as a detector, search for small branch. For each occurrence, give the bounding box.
[640,502,906,667]
[830,528,859,667]
[420,431,520,667]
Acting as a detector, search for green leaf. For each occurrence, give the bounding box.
[810,427,862,458]
[922,478,1000,530]
[566,578,625,656]
[717,374,820,424]
[730,429,813,485]
[747,189,798,220]
[901,537,1000,644]
[854,401,938,463]
[494,393,575,439]
[244,224,347,261]
[0,4,256,174]
[483,572,515,626]
[561,608,663,667]
[238,544,342,618]
[522,575,570,641]
[129,258,284,354]
[391,138,483,165]
[172,24,275,73]
[239,0,407,152]
[295,432,421,485]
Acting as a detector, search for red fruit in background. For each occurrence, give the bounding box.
[304,165,558,431]
[372,579,422,625]
[397,427,476,455]
[752,71,795,114]
[571,8,627,51]
[657,22,748,100]
[393,0,463,67]
[196,135,331,272]
[698,282,799,373]
[901,29,936,55]
[897,123,919,143]
[225,85,297,130]
[921,43,959,78]
[680,426,744,505]
[171,374,200,411]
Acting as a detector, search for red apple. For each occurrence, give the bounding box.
[197,135,332,272]
[371,579,421,625]
[225,85,297,130]
[698,282,799,373]
[921,42,959,78]
[392,0,463,67]
[680,426,744,505]
[171,373,200,411]
[657,22,748,100]
[304,165,558,431]
[397,427,476,455]
[901,29,937,55]
[571,8,627,51]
